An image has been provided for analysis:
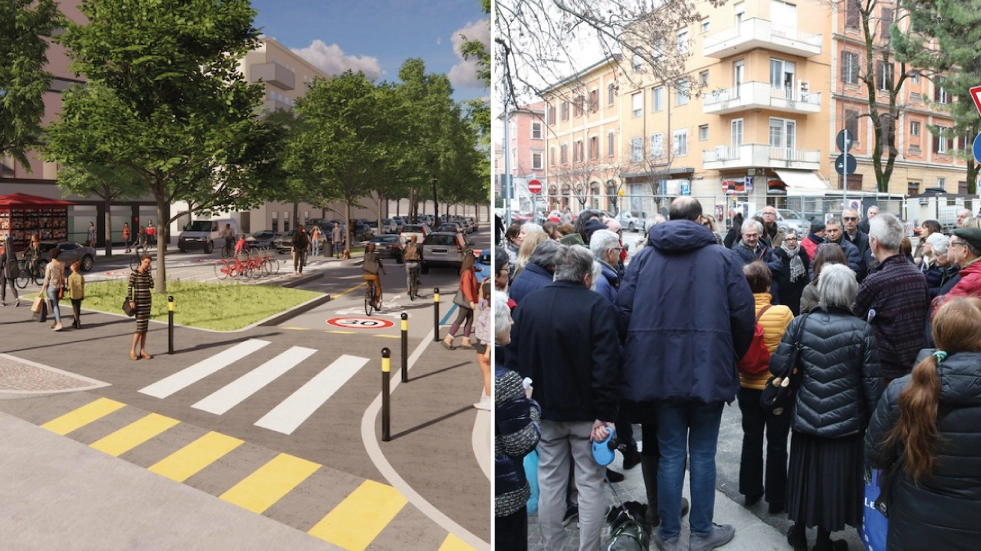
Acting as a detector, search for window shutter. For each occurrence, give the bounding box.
[841,56,848,83]
[847,0,860,27]
[933,134,940,154]
[934,85,940,102]
[959,134,967,151]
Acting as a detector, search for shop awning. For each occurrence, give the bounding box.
[0,193,76,208]
[772,169,829,192]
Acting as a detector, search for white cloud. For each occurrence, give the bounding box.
[448,20,490,89]
[291,40,382,80]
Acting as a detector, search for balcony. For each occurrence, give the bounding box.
[249,61,295,90]
[702,144,821,171]
[261,98,291,113]
[703,82,821,115]
[703,18,822,58]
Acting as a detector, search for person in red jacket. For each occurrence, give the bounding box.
[442,251,478,350]
[933,228,981,314]
[800,219,825,261]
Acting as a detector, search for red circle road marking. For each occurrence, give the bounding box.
[326,317,394,330]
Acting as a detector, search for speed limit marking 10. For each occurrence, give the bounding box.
[326,317,394,330]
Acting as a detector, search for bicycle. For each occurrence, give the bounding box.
[364,280,379,315]
[15,257,45,288]
[129,245,154,271]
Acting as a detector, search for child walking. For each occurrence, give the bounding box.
[472,279,492,410]
[68,261,85,329]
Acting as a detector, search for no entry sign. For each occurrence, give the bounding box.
[326,317,394,330]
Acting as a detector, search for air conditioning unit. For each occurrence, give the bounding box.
[919,197,929,206]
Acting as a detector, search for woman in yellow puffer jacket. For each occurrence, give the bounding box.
[738,261,794,514]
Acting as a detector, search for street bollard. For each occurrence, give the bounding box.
[433,287,440,342]
[168,296,174,355]
[400,313,409,383]
[381,347,391,442]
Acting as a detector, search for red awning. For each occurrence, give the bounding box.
[0,193,76,208]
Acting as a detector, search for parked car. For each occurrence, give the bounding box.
[399,223,431,244]
[754,208,808,235]
[272,230,297,254]
[475,249,491,284]
[368,234,404,264]
[437,222,464,234]
[245,230,279,250]
[616,211,645,232]
[39,241,96,272]
[421,231,475,274]
[380,218,397,234]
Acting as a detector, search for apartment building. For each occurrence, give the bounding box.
[539,1,968,221]
[496,102,547,212]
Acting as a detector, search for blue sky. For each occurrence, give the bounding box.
[250,0,488,101]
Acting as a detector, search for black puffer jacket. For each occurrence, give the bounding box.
[769,307,882,436]
[865,350,981,551]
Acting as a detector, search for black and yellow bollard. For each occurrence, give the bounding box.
[381,347,391,442]
[400,313,409,383]
[433,287,440,342]
[168,296,174,355]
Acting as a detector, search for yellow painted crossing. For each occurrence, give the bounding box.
[149,431,244,482]
[308,479,408,551]
[41,397,126,435]
[438,534,479,551]
[219,452,320,513]
[89,413,180,457]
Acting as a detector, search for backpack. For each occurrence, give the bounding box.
[402,243,420,261]
[738,305,772,375]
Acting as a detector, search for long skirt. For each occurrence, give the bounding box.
[786,430,864,531]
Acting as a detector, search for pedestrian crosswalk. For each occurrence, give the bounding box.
[138,339,370,436]
[38,397,478,551]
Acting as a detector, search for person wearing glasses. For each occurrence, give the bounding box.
[772,229,811,315]
[932,228,981,314]
[842,208,873,283]
[759,206,786,249]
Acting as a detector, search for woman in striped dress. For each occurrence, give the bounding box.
[128,255,154,360]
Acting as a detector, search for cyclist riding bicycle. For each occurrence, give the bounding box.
[401,235,422,295]
[362,243,387,309]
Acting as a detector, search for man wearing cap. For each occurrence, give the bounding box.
[842,208,873,282]
[800,220,825,261]
[933,228,981,312]
[855,213,930,383]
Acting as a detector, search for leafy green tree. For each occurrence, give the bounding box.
[58,163,145,256]
[894,0,981,192]
[461,0,490,141]
[0,0,60,171]
[43,0,272,293]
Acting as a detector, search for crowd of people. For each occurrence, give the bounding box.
[494,200,981,551]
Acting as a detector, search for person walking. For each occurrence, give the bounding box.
[310,225,321,257]
[361,243,386,310]
[122,222,131,253]
[39,246,65,332]
[128,255,154,360]
[68,261,84,329]
[471,279,493,410]
[87,222,96,248]
[146,219,156,247]
[866,297,981,550]
[1,235,20,307]
[332,222,343,259]
[738,262,793,515]
[401,235,422,295]
[774,264,883,551]
[616,197,755,551]
[772,229,810,315]
[442,252,478,350]
[291,225,310,275]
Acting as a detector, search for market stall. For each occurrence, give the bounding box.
[0,193,75,251]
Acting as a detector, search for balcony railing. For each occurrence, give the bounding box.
[703,18,822,58]
[249,61,296,90]
[702,144,821,170]
[703,82,821,115]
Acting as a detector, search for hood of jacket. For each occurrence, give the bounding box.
[648,220,719,253]
[913,349,981,406]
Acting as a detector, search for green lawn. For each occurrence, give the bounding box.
[41,279,321,331]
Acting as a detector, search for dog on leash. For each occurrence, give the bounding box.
[605,500,651,551]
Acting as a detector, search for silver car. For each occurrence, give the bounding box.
[39,241,96,272]
[420,231,474,274]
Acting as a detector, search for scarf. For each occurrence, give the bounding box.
[781,243,806,282]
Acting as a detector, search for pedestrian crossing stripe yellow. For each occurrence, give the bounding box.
[373,334,401,339]
[437,534,478,551]
[307,479,408,551]
[327,330,357,335]
[219,453,320,514]
[89,413,181,457]
[41,397,126,436]
[148,431,244,483]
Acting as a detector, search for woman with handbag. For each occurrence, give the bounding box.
[769,264,883,551]
[866,297,981,550]
[128,254,154,360]
[442,251,478,350]
[39,246,65,331]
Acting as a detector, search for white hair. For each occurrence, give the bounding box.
[741,220,763,234]
[927,233,949,255]
[869,213,904,251]
[553,245,594,283]
[520,223,543,236]
[493,290,512,343]
[589,229,620,261]
[818,263,858,312]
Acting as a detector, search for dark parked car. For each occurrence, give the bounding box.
[368,234,404,264]
[420,231,474,273]
[39,241,96,272]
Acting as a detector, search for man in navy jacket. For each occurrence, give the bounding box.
[616,197,755,551]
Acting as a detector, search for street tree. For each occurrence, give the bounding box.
[0,0,60,171]
[57,163,145,257]
[43,0,272,293]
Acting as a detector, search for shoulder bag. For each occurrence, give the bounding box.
[122,297,136,317]
[760,313,809,415]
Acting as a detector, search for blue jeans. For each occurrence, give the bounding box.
[46,286,61,323]
[656,401,725,540]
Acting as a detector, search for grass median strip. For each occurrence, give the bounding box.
[36,280,321,331]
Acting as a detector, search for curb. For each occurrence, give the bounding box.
[0,354,110,400]
[258,293,332,327]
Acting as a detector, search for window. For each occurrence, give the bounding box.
[938,177,946,189]
[561,101,569,121]
[770,58,795,92]
[573,95,584,117]
[910,121,920,137]
[959,181,969,194]
[608,132,615,157]
[911,71,920,84]
[735,2,745,29]
[651,133,664,158]
[630,138,643,162]
[701,20,710,33]
[841,52,859,85]
[532,151,543,170]
[531,121,543,140]
[547,105,556,124]
[731,119,744,149]
[676,80,689,106]
[673,129,688,156]
[699,124,709,141]
[879,114,894,146]
[936,83,950,104]
[574,140,584,162]
[908,181,920,195]
[589,136,599,160]
[876,61,894,91]
[769,117,797,152]
[550,146,555,166]
[677,30,689,54]
[653,86,665,111]
[608,82,615,105]
[771,0,798,29]
[934,128,949,154]
[561,143,568,164]
[881,7,894,28]
[845,110,859,142]
[699,71,709,86]
[589,90,598,112]
[846,0,860,28]
[632,92,643,117]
